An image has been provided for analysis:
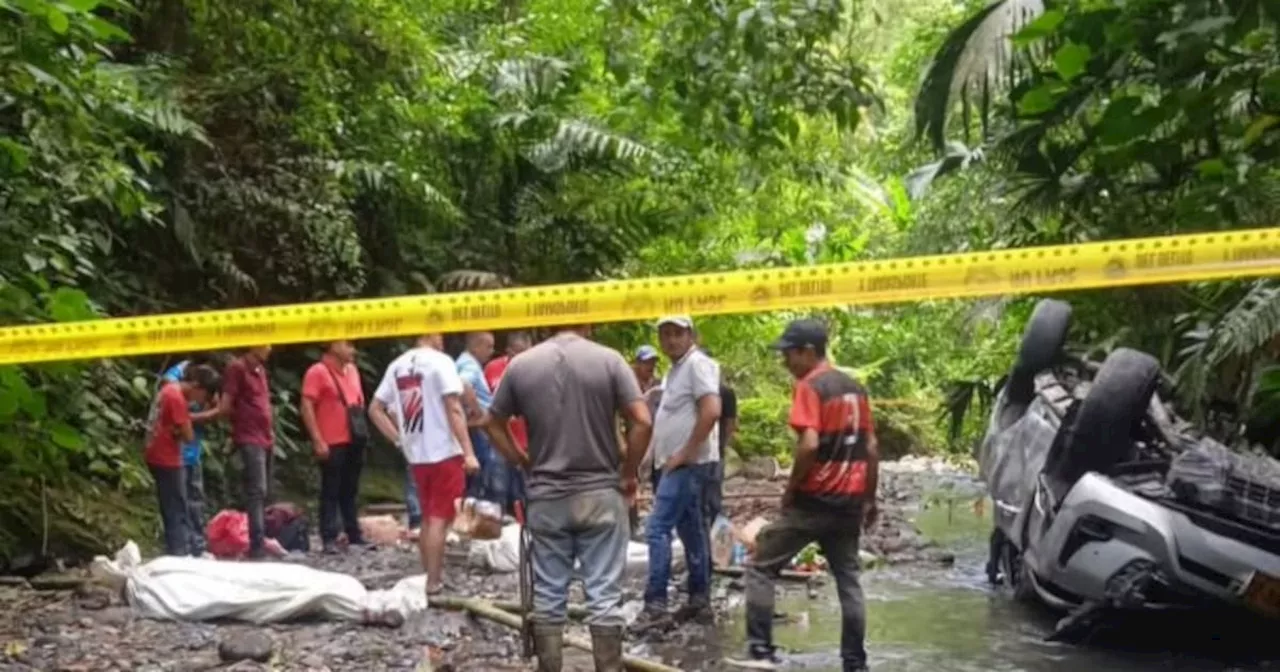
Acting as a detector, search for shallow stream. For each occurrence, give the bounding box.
[651,495,1280,671]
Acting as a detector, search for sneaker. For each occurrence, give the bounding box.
[628,605,673,635]
[672,600,715,625]
[322,541,340,555]
[725,646,783,670]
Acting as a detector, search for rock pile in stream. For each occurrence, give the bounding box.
[0,455,980,671]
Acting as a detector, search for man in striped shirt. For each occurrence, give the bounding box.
[728,319,879,672]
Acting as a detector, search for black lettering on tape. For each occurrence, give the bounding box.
[143,327,195,343]
[426,310,446,328]
[1010,267,1077,288]
[779,279,834,299]
[963,266,1001,287]
[305,318,336,338]
[345,318,404,337]
[866,274,928,292]
[622,294,656,316]
[663,297,685,313]
[689,293,727,311]
[7,339,38,355]
[1136,250,1192,269]
[1103,258,1127,279]
[451,305,501,321]
[1225,244,1280,263]
[527,299,589,318]
[215,323,277,339]
[749,286,771,306]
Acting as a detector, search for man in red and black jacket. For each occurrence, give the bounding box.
[727,319,879,672]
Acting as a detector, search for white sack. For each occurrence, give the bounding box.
[90,541,428,624]
[467,523,523,573]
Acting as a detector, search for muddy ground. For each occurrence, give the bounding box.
[0,456,981,672]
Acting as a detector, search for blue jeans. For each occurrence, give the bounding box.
[468,429,526,514]
[645,464,710,607]
[405,464,421,529]
[465,428,494,499]
[527,488,629,626]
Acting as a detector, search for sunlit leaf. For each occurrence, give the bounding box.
[46,5,69,33]
[1012,9,1063,44]
[1052,42,1090,82]
[49,421,86,450]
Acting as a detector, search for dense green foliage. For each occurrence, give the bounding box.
[1,0,1277,564]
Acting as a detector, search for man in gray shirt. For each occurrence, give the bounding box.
[635,315,722,632]
[485,326,653,672]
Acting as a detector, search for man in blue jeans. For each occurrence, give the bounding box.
[634,315,721,633]
[484,325,652,672]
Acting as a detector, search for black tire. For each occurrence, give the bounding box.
[1006,300,1073,405]
[998,543,1037,604]
[1046,348,1161,486]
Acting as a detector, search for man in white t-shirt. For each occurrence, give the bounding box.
[368,333,479,595]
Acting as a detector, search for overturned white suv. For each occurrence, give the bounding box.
[979,299,1280,636]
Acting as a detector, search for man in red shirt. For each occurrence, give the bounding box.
[728,320,879,672]
[301,340,369,554]
[145,365,221,556]
[483,331,532,517]
[483,331,532,449]
[216,346,276,559]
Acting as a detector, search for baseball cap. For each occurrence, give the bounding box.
[635,345,659,362]
[770,319,828,352]
[656,315,694,330]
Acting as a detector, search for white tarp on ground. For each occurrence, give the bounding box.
[467,523,682,574]
[90,541,428,624]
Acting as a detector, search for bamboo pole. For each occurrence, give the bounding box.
[712,566,818,582]
[490,599,590,619]
[432,596,682,672]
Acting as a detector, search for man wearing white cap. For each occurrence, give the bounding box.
[632,345,660,393]
[634,315,721,632]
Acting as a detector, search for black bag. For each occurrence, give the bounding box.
[326,365,370,448]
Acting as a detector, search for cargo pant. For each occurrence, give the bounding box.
[745,506,868,669]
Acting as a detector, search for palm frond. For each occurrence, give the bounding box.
[436,270,515,292]
[904,142,985,199]
[327,159,460,216]
[493,56,571,106]
[1175,280,1280,413]
[914,0,1046,152]
[528,120,660,172]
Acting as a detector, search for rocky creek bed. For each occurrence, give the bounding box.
[0,456,982,672]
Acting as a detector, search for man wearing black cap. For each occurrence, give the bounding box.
[727,319,879,672]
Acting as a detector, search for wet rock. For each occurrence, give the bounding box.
[742,457,782,480]
[75,585,113,611]
[217,632,273,663]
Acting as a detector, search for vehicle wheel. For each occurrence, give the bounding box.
[1047,347,1161,486]
[1006,300,1073,405]
[998,542,1036,604]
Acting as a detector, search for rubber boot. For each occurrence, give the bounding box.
[532,623,564,672]
[589,625,624,672]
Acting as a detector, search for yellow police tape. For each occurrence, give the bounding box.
[2,227,1279,365]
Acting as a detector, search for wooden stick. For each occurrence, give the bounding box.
[432,596,682,672]
[489,599,590,619]
[712,566,819,582]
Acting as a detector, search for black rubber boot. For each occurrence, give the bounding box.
[589,624,624,672]
[532,623,563,672]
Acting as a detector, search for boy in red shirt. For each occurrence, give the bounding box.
[145,365,221,556]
